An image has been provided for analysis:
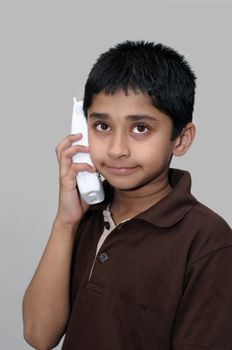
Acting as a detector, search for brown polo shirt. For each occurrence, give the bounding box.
[61,168,232,350]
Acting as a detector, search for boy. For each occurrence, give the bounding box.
[23,41,232,350]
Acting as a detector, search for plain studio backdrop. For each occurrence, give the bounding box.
[0,0,231,349]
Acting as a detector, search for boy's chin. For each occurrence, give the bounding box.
[105,177,151,193]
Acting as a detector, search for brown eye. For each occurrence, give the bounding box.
[137,125,146,132]
[132,124,149,134]
[95,122,110,131]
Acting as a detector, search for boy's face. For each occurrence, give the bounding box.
[87,90,176,191]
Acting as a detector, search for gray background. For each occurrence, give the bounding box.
[0,0,231,349]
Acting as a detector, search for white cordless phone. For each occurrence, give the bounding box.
[71,98,105,205]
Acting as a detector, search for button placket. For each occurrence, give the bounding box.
[91,222,132,281]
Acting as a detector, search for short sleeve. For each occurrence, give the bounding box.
[172,246,232,350]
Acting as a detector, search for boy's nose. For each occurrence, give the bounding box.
[107,131,130,159]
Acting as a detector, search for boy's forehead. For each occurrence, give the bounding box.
[89,90,157,116]
[88,90,169,122]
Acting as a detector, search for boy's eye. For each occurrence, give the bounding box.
[95,122,111,131]
[132,124,150,134]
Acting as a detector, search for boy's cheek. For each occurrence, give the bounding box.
[89,147,103,166]
[89,135,105,156]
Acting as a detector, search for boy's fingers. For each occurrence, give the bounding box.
[62,144,90,159]
[55,134,83,161]
[56,134,95,179]
[60,163,96,182]
[59,145,90,177]
[71,163,96,173]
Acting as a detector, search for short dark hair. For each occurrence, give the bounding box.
[83,40,196,140]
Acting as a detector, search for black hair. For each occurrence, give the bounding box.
[83,40,196,140]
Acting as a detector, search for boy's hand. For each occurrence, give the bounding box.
[55,134,96,226]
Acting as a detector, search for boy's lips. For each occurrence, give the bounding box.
[104,165,138,175]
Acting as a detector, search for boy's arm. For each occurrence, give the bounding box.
[23,219,78,349]
[22,134,95,349]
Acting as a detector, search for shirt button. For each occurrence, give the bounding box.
[104,221,110,230]
[99,252,109,263]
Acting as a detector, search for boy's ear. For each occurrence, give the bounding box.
[173,122,196,157]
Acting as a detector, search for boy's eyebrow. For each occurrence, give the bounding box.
[89,112,158,122]
[88,113,108,119]
[127,114,158,122]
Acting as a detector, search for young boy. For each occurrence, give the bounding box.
[23,41,232,350]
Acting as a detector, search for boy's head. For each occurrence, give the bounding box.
[83,40,196,140]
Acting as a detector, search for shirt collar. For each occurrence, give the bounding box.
[89,168,198,228]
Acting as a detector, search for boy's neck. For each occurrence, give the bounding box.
[110,178,172,225]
